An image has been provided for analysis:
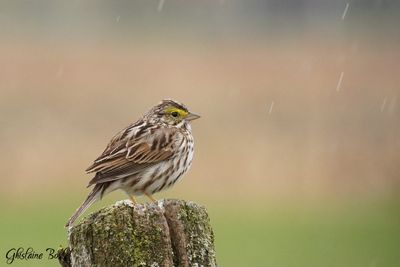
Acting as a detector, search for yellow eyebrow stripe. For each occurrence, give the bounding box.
[165,107,189,117]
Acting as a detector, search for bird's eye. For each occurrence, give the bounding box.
[171,111,179,117]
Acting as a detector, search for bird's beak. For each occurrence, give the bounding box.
[186,112,201,121]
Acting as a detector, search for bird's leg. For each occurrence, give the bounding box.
[144,192,157,202]
[129,195,137,204]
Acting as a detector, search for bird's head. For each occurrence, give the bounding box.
[147,99,200,126]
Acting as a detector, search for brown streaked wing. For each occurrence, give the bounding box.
[86,125,180,186]
[86,121,140,172]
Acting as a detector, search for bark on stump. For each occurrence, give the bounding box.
[58,199,217,267]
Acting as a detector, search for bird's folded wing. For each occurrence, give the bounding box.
[86,125,178,186]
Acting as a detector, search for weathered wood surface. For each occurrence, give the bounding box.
[58,199,217,267]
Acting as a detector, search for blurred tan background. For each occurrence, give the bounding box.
[0,1,399,266]
[1,1,399,202]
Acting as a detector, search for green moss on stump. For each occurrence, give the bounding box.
[164,200,217,267]
[61,199,216,267]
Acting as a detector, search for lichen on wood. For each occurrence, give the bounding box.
[164,200,216,267]
[59,199,217,267]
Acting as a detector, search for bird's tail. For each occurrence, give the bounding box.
[65,184,102,227]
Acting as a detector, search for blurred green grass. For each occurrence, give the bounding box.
[210,198,400,267]
[1,196,399,267]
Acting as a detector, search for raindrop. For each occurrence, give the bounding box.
[268,101,275,115]
[336,72,344,92]
[380,97,387,112]
[341,3,350,20]
[157,0,165,12]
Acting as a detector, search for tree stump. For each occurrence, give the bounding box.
[58,199,217,267]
